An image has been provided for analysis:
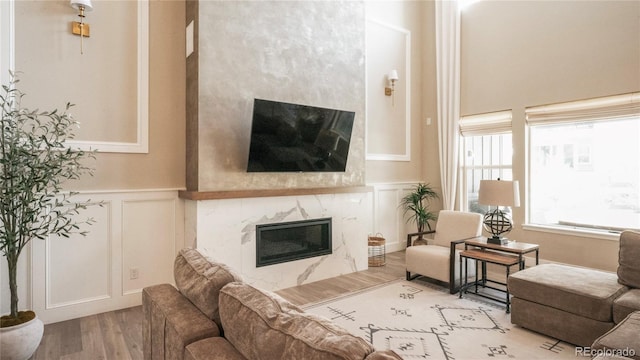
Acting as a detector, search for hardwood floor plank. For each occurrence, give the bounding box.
[114,306,144,360]
[31,251,407,360]
[30,325,60,360]
[97,312,133,360]
[56,319,83,357]
[275,251,405,305]
[74,314,108,360]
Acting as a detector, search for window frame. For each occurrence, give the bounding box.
[524,93,640,237]
[458,110,514,215]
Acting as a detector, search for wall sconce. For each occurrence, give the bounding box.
[70,0,93,54]
[385,70,399,105]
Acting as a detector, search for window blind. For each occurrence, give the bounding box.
[526,92,640,126]
[459,110,512,136]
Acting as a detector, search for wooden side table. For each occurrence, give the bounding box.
[464,237,539,270]
[459,249,520,313]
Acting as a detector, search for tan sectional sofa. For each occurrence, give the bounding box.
[142,248,401,360]
[507,230,640,352]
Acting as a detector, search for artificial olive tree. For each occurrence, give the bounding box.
[1,74,95,326]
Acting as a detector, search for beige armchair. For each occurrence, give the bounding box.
[405,210,483,294]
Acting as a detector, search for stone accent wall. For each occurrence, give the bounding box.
[186,0,366,191]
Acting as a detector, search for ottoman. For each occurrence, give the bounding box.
[507,263,629,346]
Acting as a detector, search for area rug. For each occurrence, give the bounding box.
[303,279,579,359]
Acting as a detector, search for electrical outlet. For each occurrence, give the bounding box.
[130,268,139,280]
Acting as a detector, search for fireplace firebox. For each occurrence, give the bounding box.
[256,218,332,267]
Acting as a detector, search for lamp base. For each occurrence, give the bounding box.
[487,236,509,245]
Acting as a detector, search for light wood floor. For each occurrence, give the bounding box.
[30,251,406,360]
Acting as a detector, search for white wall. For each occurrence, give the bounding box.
[370,182,424,253]
[460,0,640,271]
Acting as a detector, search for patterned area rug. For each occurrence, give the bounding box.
[304,279,579,359]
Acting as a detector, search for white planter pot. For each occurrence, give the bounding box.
[0,315,44,360]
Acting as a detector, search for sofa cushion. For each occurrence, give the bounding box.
[613,289,640,324]
[174,248,243,326]
[142,284,220,360]
[618,231,640,289]
[591,311,640,360]
[364,350,404,360]
[508,264,628,322]
[219,282,375,360]
[185,337,247,360]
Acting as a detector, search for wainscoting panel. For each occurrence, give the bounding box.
[30,190,184,324]
[45,201,112,309]
[122,198,178,296]
[370,182,418,253]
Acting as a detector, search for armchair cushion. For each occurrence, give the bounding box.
[432,210,483,247]
[406,245,474,284]
[618,230,640,289]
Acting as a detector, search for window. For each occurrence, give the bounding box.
[459,111,513,215]
[527,93,640,232]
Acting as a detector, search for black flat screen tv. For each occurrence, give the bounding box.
[247,99,355,172]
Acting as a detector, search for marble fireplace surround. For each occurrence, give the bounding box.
[180,186,372,292]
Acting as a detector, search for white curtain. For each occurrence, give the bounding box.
[435,0,461,210]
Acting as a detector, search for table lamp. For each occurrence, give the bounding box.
[478,179,520,245]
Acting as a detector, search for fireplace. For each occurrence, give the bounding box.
[256,218,332,267]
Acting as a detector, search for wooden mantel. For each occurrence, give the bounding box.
[178,186,373,201]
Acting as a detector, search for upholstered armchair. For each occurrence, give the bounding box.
[405,210,483,294]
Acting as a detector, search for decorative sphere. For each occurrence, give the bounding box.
[483,210,513,237]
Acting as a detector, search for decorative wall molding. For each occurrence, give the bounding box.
[365,18,412,161]
[30,189,183,324]
[369,182,421,252]
[0,0,15,85]
[66,1,150,154]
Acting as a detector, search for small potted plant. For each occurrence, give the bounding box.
[0,74,96,360]
[400,183,439,246]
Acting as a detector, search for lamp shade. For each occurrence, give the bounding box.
[478,180,520,207]
[70,0,93,11]
[388,70,399,81]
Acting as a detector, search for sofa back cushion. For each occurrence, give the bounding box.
[618,230,640,289]
[219,282,375,360]
[174,248,243,326]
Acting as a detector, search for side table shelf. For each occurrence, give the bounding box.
[459,248,520,313]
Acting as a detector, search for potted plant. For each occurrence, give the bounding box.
[0,74,96,360]
[400,183,439,246]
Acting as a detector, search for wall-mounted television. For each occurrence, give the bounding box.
[247,99,355,172]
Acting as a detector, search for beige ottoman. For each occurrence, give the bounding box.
[507,263,628,346]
